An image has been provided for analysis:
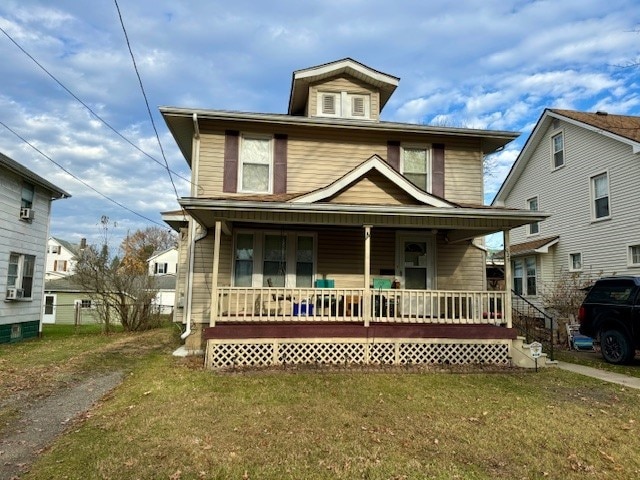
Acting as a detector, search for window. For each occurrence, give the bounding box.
[7,253,36,298]
[402,145,431,191]
[234,233,254,287]
[21,182,34,209]
[49,245,60,254]
[527,197,539,235]
[263,234,287,287]
[154,262,168,274]
[233,231,315,287]
[569,252,582,271]
[80,299,92,308]
[239,135,272,193]
[552,132,564,168]
[513,257,537,296]
[53,260,68,272]
[591,172,610,220]
[629,245,640,267]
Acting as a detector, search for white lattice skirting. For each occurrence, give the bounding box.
[206,338,511,369]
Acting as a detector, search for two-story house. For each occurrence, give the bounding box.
[161,58,545,368]
[1,151,70,343]
[147,247,178,314]
[493,109,640,308]
[45,237,85,280]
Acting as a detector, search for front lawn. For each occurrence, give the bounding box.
[3,327,639,479]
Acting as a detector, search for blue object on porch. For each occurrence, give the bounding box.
[315,279,335,288]
[373,278,392,289]
[293,300,314,316]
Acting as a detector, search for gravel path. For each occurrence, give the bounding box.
[0,372,124,480]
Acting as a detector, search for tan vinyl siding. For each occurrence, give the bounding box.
[195,122,485,206]
[309,75,380,120]
[327,171,421,205]
[436,240,484,291]
[444,139,483,204]
[190,230,233,324]
[197,127,226,196]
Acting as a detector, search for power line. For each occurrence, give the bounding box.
[0,25,195,188]
[0,119,168,228]
[113,0,180,200]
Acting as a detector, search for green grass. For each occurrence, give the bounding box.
[3,329,640,479]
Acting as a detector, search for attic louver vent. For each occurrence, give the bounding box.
[322,95,336,114]
[352,97,365,116]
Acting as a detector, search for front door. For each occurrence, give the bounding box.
[395,233,435,289]
[43,294,56,324]
[395,233,436,317]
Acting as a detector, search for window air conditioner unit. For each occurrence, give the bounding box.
[6,288,24,300]
[20,207,34,220]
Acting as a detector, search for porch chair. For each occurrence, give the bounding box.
[566,322,594,351]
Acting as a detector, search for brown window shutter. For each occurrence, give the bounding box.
[62,261,67,271]
[273,134,288,194]
[53,260,57,271]
[223,130,239,193]
[432,143,445,198]
[387,141,400,171]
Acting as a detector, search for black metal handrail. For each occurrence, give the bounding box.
[511,289,555,361]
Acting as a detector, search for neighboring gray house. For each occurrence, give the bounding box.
[0,152,70,343]
[493,109,640,304]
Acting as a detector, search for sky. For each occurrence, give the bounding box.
[1,0,639,250]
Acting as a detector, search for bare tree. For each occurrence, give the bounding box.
[74,218,161,332]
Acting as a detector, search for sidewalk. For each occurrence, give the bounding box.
[556,361,640,390]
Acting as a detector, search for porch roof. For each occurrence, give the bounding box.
[178,196,548,243]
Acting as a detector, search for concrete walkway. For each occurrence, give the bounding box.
[557,361,640,390]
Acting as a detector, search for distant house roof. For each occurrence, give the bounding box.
[0,151,70,199]
[148,247,178,262]
[45,276,89,293]
[153,274,176,290]
[501,236,560,257]
[51,237,80,256]
[550,109,640,145]
[493,109,640,205]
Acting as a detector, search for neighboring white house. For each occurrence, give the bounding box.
[493,108,640,304]
[147,247,178,276]
[1,151,70,343]
[45,237,85,280]
[147,247,178,314]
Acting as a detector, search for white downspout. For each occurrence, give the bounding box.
[181,222,207,339]
[181,113,202,340]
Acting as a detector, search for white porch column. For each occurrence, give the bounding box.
[209,221,222,327]
[503,229,512,329]
[363,225,372,327]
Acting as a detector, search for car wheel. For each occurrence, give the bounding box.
[600,329,634,365]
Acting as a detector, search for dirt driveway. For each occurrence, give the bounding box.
[0,372,124,479]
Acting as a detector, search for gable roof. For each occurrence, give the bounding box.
[0,152,70,199]
[493,109,640,205]
[51,237,80,256]
[288,58,400,116]
[292,155,455,208]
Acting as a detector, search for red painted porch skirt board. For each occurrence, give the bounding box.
[204,323,517,341]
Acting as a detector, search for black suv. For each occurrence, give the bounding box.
[578,276,640,364]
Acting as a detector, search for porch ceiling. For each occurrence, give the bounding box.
[179,198,547,243]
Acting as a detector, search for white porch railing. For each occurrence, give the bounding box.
[215,287,506,326]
